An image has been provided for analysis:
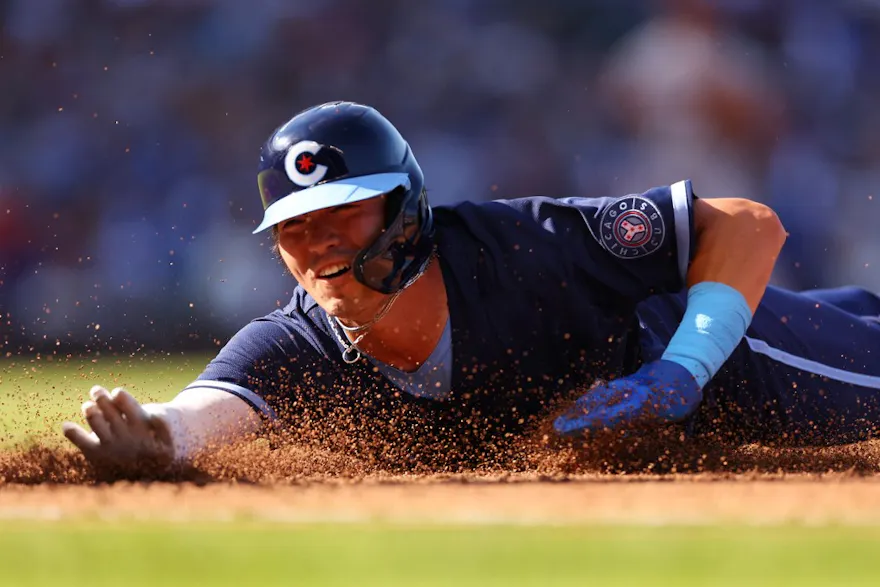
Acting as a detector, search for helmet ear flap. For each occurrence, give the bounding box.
[383,185,408,229]
[382,185,429,234]
[353,183,435,294]
[417,186,433,237]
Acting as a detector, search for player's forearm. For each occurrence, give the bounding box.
[688,197,786,313]
[143,388,262,463]
[657,197,786,390]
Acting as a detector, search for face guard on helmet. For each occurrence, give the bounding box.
[254,101,435,295]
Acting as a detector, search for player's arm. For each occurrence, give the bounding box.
[686,196,786,313]
[650,196,785,394]
[63,318,307,477]
[554,187,787,436]
[62,385,261,477]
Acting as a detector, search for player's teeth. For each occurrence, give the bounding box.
[320,264,349,277]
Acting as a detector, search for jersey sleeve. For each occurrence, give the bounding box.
[183,317,324,421]
[496,179,695,302]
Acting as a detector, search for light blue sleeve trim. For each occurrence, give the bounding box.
[183,380,277,421]
[670,180,692,285]
[661,281,753,388]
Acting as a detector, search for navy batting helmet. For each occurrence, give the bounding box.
[254,101,434,294]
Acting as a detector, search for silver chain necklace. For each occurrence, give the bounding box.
[328,251,437,364]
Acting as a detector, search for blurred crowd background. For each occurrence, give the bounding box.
[2,0,880,353]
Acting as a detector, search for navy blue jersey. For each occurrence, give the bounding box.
[190,179,880,443]
[192,181,694,434]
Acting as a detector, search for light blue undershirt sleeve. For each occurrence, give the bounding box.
[661,281,754,388]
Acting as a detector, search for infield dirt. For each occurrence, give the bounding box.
[2,432,880,525]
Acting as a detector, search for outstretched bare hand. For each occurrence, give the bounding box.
[62,385,176,480]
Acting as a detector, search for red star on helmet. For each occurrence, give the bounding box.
[296,153,315,173]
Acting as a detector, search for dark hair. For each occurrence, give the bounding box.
[270,224,281,259]
[269,225,293,277]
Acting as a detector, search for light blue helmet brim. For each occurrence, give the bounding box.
[253,172,410,234]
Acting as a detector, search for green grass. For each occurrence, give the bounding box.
[0,522,877,586]
[0,354,211,445]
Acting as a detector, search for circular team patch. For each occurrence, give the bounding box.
[598,196,666,259]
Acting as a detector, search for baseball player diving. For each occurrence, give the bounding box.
[62,101,880,476]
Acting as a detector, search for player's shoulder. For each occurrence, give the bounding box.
[435,182,690,237]
[437,194,556,217]
[434,195,560,233]
[435,192,636,226]
[433,196,583,287]
[434,194,599,246]
[228,286,329,353]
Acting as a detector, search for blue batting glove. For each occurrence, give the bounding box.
[553,360,703,437]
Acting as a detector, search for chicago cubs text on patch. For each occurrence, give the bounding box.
[599,196,666,258]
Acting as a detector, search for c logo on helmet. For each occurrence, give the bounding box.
[284,140,329,187]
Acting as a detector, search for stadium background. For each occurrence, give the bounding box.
[2,0,879,354]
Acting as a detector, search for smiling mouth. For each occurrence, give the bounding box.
[317,263,351,280]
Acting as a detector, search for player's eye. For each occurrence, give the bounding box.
[281,218,306,231]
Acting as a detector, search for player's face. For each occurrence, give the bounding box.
[277,196,388,322]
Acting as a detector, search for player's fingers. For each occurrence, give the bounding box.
[91,386,127,437]
[82,400,114,442]
[110,388,150,432]
[62,421,101,458]
[89,385,109,402]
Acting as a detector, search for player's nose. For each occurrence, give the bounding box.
[305,218,342,254]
